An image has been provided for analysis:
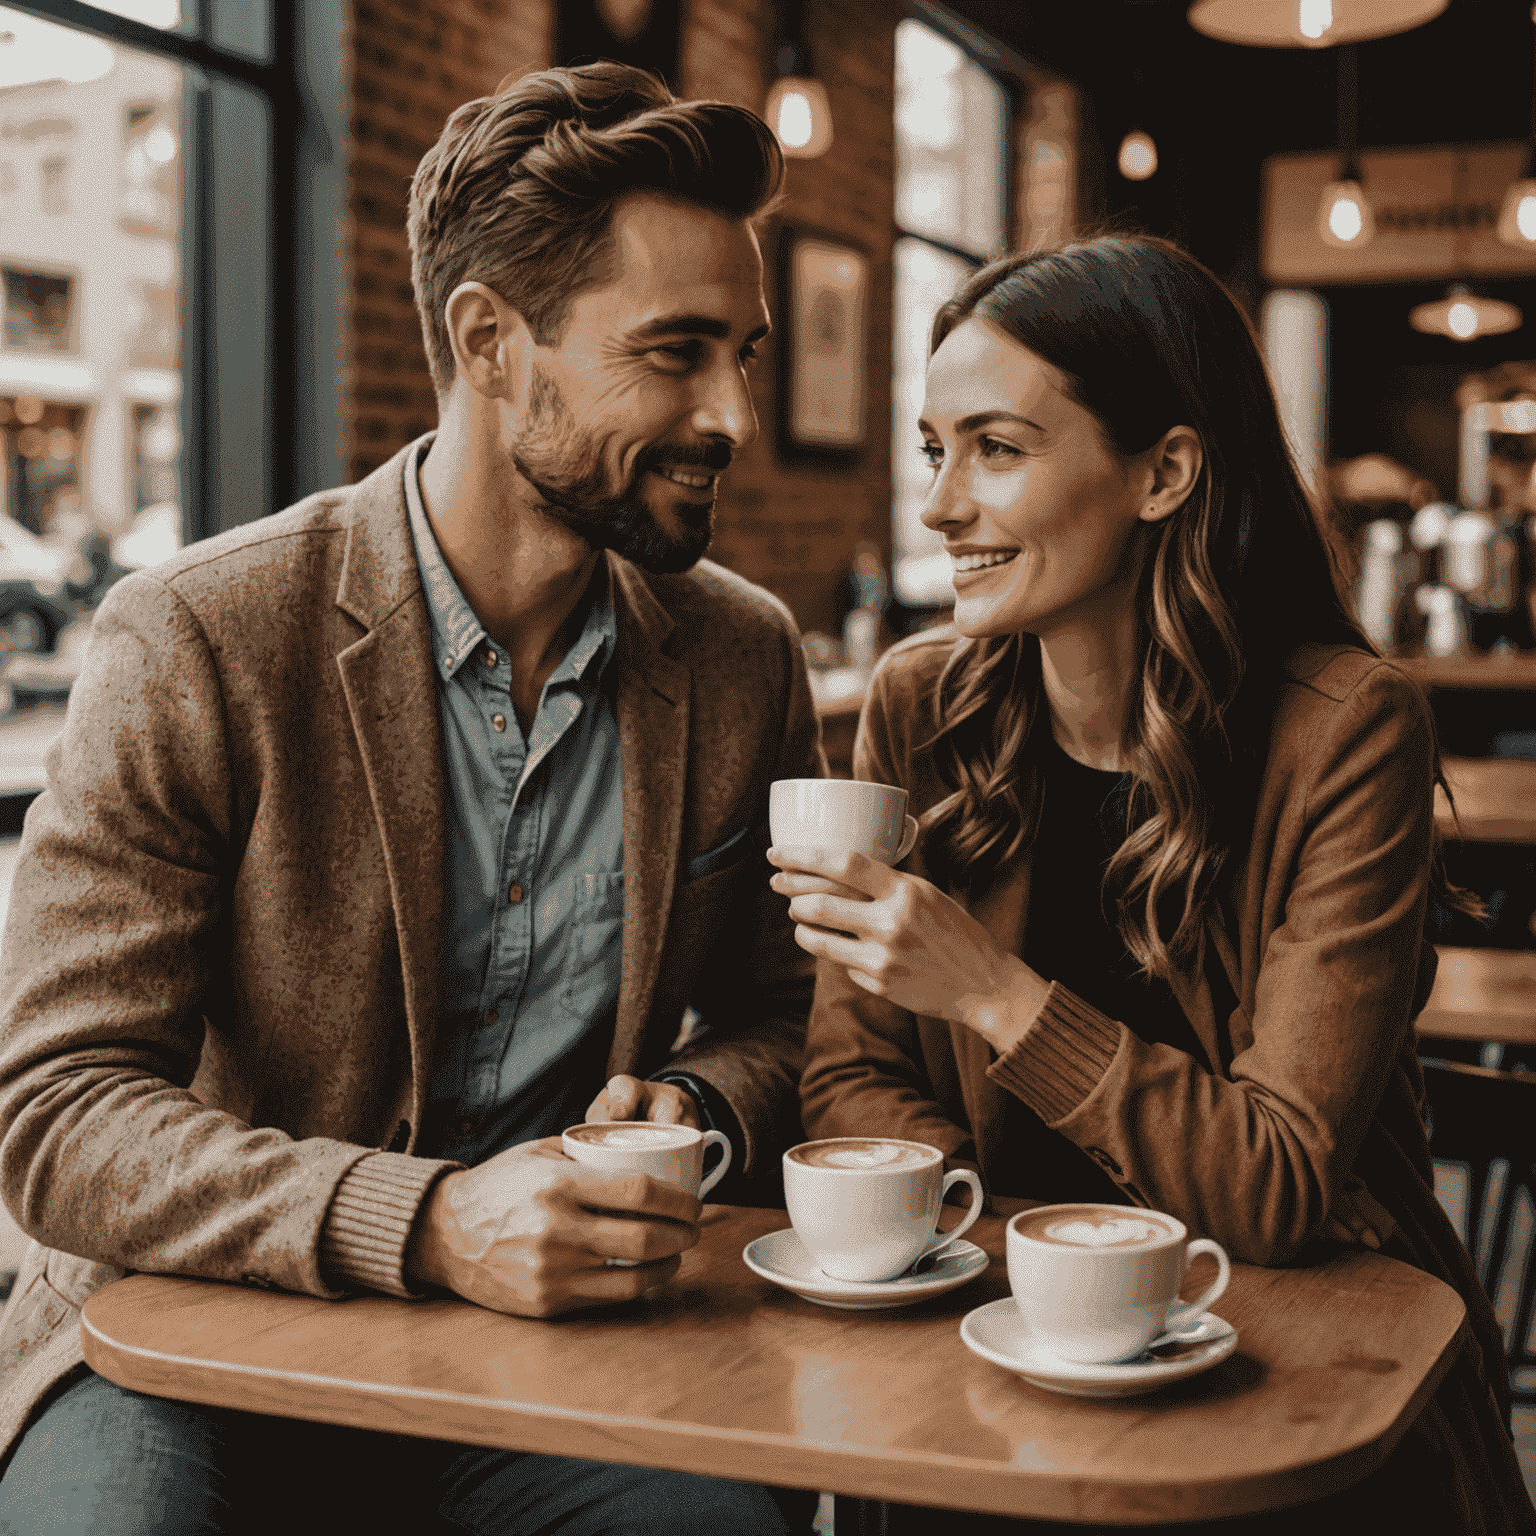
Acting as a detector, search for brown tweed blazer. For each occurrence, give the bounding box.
[801,627,1536,1533]
[0,441,821,1463]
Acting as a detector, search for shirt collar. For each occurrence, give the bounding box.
[403,435,616,687]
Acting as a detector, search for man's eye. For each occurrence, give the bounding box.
[657,343,702,365]
[739,344,759,364]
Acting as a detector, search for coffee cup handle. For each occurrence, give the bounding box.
[697,1130,732,1199]
[895,815,919,864]
[1152,1238,1231,1345]
[917,1168,983,1261]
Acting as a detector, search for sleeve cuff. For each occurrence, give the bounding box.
[985,980,1123,1123]
[320,1151,462,1299]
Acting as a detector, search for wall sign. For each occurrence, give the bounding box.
[780,232,869,459]
[1262,141,1536,286]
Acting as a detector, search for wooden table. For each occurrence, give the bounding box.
[80,1200,1468,1527]
[1435,756,1536,845]
[1418,945,1536,1047]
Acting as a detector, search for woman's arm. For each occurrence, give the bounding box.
[781,662,1436,1265]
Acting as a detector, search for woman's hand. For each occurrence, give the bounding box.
[767,846,1048,1048]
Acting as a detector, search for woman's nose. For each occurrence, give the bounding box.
[918,464,973,534]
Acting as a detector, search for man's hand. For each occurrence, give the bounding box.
[583,1074,700,1128]
[404,1137,701,1317]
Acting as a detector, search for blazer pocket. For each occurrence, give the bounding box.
[684,825,752,883]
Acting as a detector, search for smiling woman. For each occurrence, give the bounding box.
[782,233,1536,1531]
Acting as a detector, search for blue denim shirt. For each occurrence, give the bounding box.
[404,439,624,1163]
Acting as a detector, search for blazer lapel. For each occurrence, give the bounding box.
[334,445,447,1143]
[606,556,690,1074]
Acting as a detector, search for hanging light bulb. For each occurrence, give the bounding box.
[1498,181,1536,245]
[1117,129,1157,181]
[766,12,832,160]
[1318,178,1374,246]
[1187,0,1448,48]
[1409,284,1523,342]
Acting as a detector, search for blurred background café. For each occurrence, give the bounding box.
[2,0,1536,1508]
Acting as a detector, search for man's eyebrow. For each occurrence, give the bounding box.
[628,315,772,346]
[916,410,1046,436]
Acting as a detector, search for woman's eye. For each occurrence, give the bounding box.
[979,437,1020,460]
[919,442,943,467]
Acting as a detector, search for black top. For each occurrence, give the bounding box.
[991,739,1210,1203]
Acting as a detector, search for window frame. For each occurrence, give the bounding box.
[6,0,302,542]
[891,5,1019,612]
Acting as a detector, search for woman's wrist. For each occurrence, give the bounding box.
[958,955,1051,1054]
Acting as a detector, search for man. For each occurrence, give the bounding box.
[0,63,822,1534]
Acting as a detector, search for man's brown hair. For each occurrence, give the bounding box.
[408,61,784,395]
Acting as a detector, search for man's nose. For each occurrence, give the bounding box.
[692,363,758,449]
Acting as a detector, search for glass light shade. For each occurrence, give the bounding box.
[1498,178,1536,246]
[1317,180,1375,248]
[1187,0,1448,47]
[766,76,833,158]
[1409,286,1523,341]
[1117,130,1157,181]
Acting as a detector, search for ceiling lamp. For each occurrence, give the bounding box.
[1117,129,1157,181]
[1498,8,1536,246]
[1187,0,1447,48]
[766,0,831,159]
[1409,284,1523,342]
[1316,46,1373,249]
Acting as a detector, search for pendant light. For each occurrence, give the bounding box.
[1186,0,1447,49]
[1317,46,1374,249]
[1409,284,1522,342]
[1410,157,1523,340]
[765,0,832,159]
[1498,7,1536,247]
[1118,130,1158,181]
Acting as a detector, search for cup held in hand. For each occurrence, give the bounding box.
[769,779,918,867]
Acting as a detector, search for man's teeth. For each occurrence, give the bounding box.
[656,467,714,488]
[950,550,1018,572]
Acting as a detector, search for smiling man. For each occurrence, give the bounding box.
[0,64,821,1535]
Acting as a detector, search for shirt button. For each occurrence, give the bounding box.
[492,713,506,732]
[508,882,524,904]
[485,649,498,667]
[484,1007,498,1026]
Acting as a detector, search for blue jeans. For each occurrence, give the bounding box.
[0,1370,814,1535]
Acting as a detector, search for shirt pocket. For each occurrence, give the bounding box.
[558,870,626,1024]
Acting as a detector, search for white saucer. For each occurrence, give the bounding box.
[743,1228,989,1310]
[959,1297,1238,1398]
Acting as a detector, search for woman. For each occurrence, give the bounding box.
[769,234,1534,1533]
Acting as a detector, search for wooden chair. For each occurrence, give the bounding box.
[1420,1057,1536,1405]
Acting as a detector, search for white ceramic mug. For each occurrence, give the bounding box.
[561,1123,733,1199]
[769,779,919,866]
[782,1137,983,1283]
[1006,1203,1231,1365]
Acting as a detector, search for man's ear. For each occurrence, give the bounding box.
[443,281,534,402]
[1137,425,1204,525]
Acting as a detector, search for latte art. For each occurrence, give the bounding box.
[568,1124,691,1149]
[788,1138,935,1170]
[1045,1217,1167,1248]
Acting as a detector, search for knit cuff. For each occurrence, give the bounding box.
[320,1152,461,1299]
[986,980,1124,1124]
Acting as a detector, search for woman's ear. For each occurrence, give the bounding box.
[442,281,533,403]
[1138,426,1204,525]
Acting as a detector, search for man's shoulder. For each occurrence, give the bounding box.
[643,557,798,639]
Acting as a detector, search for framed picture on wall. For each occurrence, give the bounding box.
[778,231,869,461]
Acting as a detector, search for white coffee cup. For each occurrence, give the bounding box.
[561,1122,732,1199]
[782,1137,983,1283]
[769,779,919,866]
[1007,1203,1231,1365]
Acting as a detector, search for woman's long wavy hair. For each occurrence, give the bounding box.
[919,233,1461,980]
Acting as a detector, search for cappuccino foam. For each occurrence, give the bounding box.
[789,1139,933,1171]
[569,1124,690,1149]
[1017,1205,1176,1248]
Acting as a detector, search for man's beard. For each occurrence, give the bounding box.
[509,365,729,575]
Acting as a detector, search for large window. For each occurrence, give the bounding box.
[891,18,1010,608]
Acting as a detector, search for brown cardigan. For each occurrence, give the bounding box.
[0,442,821,1465]
[801,627,1535,1533]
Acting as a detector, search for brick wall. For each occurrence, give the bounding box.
[342,0,907,639]
[346,0,551,483]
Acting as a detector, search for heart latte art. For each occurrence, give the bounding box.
[1044,1217,1168,1247]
